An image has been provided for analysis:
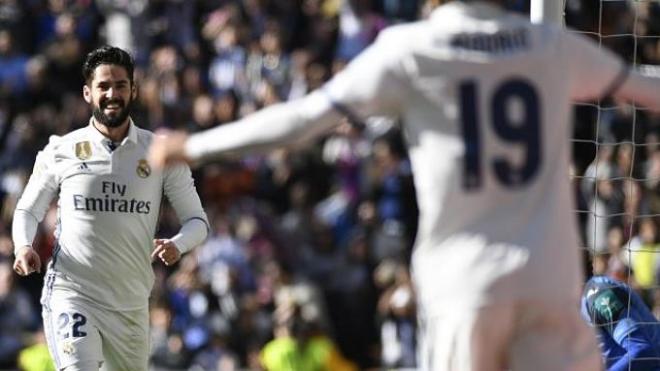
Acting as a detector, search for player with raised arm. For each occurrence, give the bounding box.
[148,0,660,370]
[12,46,209,371]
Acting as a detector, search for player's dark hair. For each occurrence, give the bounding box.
[82,46,135,85]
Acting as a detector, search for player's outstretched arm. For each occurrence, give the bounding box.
[149,27,405,169]
[615,65,660,112]
[565,32,660,111]
[149,91,343,169]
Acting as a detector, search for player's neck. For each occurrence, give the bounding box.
[92,118,130,143]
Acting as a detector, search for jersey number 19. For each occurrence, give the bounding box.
[459,78,541,190]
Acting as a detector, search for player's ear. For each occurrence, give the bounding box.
[131,81,138,100]
[83,84,92,104]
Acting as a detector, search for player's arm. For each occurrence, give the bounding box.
[608,321,660,371]
[149,27,407,168]
[153,162,209,265]
[12,144,60,275]
[184,90,344,162]
[564,31,660,111]
[614,65,660,112]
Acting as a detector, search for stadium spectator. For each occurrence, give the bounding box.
[581,144,625,253]
[375,259,416,368]
[17,328,55,371]
[260,302,357,371]
[628,218,660,291]
[0,257,39,369]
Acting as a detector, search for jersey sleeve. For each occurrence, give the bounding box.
[560,31,627,101]
[12,142,60,250]
[323,26,411,120]
[184,26,411,163]
[162,163,209,253]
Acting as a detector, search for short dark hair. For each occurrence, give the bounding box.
[82,46,135,85]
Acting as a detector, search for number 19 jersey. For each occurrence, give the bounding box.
[323,2,625,312]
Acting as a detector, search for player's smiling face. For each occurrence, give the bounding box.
[83,64,136,128]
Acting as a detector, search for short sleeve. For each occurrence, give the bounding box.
[561,31,627,101]
[324,26,411,119]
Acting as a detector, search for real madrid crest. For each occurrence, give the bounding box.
[75,141,92,160]
[137,159,151,178]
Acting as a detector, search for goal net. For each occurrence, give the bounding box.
[563,0,660,367]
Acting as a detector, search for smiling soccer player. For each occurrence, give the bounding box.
[12,46,209,371]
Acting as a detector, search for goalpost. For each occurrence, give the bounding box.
[530,0,564,25]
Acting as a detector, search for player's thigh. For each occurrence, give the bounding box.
[510,301,602,371]
[42,297,102,370]
[418,304,515,371]
[98,307,149,371]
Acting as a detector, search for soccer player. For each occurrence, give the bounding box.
[582,275,660,371]
[148,0,660,369]
[12,46,209,371]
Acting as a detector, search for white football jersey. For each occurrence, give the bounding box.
[14,120,209,310]
[185,2,627,313]
[323,2,626,312]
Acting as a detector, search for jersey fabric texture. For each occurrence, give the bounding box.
[14,120,209,311]
[582,275,660,371]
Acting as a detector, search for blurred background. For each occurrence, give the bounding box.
[0,0,659,370]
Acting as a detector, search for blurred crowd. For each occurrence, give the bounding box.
[0,0,658,370]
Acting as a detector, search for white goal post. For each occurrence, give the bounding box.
[530,0,564,25]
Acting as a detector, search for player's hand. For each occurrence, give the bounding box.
[151,239,181,266]
[147,129,190,170]
[13,246,41,276]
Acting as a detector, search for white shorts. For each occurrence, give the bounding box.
[41,272,149,371]
[417,300,603,371]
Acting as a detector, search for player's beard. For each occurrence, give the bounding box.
[92,95,133,128]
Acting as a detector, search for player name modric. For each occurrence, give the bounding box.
[450,28,528,53]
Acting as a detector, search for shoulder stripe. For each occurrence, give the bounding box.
[322,88,366,129]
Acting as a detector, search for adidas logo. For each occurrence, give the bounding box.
[78,162,90,171]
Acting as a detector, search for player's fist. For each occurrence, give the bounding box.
[13,246,41,276]
[151,239,181,266]
[147,129,189,170]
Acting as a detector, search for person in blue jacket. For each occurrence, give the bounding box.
[582,275,660,370]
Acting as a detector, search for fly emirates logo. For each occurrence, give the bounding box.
[73,181,152,214]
